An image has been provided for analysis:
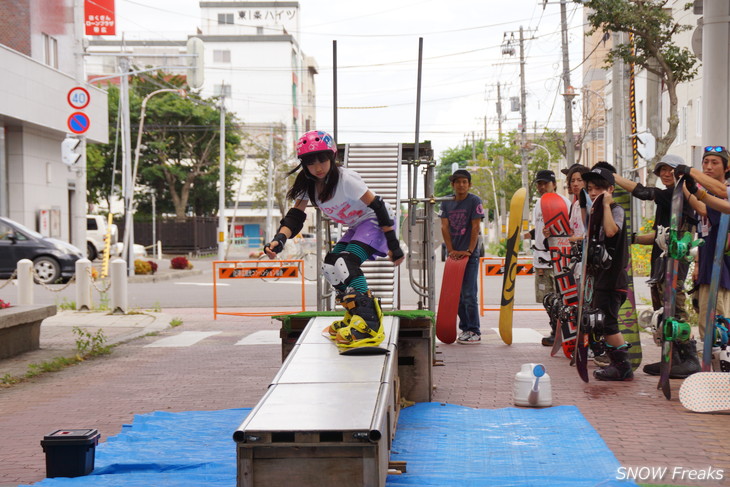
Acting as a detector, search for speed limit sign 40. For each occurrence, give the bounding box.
[67,87,90,109]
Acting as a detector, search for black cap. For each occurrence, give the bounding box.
[535,169,556,183]
[449,169,472,182]
[582,167,615,186]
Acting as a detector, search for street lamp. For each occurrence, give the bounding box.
[123,88,186,275]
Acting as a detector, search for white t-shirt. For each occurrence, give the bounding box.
[532,192,572,269]
[303,167,374,226]
[569,199,585,238]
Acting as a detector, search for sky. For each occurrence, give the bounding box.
[110,0,587,159]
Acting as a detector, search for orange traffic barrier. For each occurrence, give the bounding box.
[213,260,306,319]
[479,257,542,316]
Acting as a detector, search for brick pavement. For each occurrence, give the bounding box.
[0,307,728,487]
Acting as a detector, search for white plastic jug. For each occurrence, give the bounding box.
[513,363,552,407]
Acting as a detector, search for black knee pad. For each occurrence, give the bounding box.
[322,252,363,288]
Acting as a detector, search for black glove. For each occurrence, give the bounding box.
[384,230,404,262]
[674,164,692,177]
[684,175,698,195]
[264,232,287,254]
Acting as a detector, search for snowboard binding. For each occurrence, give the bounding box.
[334,291,385,349]
[667,230,703,262]
[663,317,692,343]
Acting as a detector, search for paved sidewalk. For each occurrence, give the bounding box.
[0,310,174,380]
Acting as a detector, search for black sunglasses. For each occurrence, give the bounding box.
[704,146,726,153]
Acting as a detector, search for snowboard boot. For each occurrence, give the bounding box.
[671,339,701,378]
[335,291,385,349]
[326,292,353,339]
[593,347,633,381]
[642,339,700,378]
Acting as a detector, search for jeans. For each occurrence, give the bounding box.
[458,253,481,334]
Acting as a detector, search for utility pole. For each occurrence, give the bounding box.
[72,0,87,255]
[119,57,135,276]
[559,0,576,171]
[218,86,226,261]
[518,26,529,190]
[495,81,506,238]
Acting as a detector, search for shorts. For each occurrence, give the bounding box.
[534,267,555,303]
[592,289,627,337]
[338,219,389,258]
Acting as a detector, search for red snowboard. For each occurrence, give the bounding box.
[436,256,468,344]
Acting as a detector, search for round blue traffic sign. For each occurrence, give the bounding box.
[67,112,90,134]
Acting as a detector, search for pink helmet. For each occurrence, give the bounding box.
[296,130,337,158]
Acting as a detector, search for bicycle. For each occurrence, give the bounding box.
[257,240,318,282]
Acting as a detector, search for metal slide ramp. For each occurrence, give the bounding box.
[343,143,401,309]
[234,316,400,487]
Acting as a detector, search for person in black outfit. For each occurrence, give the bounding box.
[582,167,633,381]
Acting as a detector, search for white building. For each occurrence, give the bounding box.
[0,0,108,247]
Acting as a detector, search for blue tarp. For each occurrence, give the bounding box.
[25,404,636,487]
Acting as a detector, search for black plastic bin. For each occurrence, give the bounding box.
[41,429,100,478]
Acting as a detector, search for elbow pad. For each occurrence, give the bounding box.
[279,208,307,237]
[368,196,395,227]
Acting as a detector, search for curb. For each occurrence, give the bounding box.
[127,269,204,284]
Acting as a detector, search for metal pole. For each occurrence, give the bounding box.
[333,40,338,143]
[266,129,274,244]
[702,0,730,149]
[119,57,135,276]
[559,0,575,171]
[519,26,529,189]
[218,88,226,261]
[72,0,87,255]
[496,82,506,239]
[151,192,156,257]
[412,37,423,228]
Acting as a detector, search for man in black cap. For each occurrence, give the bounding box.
[523,169,571,346]
[582,167,633,380]
[439,169,485,344]
[613,155,699,378]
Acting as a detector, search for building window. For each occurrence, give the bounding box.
[213,84,232,97]
[218,13,234,25]
[213,50,231,63]
[43,33,58,68]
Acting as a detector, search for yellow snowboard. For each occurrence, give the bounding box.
[498,188,527,345]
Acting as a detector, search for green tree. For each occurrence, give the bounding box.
[87,73,242,221]
[579,0,699,175]
[243,126,296,218]
[437,131,560,216]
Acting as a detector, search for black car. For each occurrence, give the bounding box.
[0,216,83,284]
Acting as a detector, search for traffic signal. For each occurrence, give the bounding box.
[61,136,82,166]
[186,37,205,90]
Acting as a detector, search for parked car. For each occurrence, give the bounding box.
[86,214,119,261]
[0,216,83,284]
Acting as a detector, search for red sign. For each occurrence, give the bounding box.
[84,0,116,36]
[68,112,91,134]
[67,87,90,109]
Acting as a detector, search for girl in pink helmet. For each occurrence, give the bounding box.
[263,130,404,350]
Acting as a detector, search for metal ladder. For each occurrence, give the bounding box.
[343,143,401,309]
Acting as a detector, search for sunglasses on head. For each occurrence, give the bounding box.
[705,146,726,153]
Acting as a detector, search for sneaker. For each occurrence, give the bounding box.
[457,330,470,342]
[457,331,481,344]
[541,334,555,347]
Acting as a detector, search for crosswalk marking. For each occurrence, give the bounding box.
[145,331,221,348]
[235,330,280,345]
[491,328,545,344]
